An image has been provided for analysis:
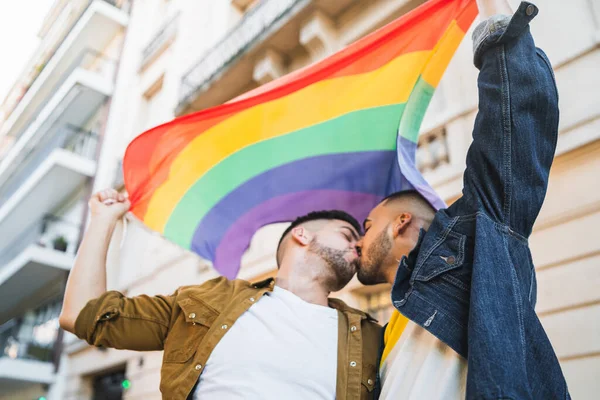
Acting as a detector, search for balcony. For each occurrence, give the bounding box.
[177,0,360,114]
[0,47,114,165]
[178,0,307,112]
[0,299,61,394]
[0,126,96,266]
[140,13,181,70]
[0,49,113,218]
[0,0,128,140]
[0,214,80,324]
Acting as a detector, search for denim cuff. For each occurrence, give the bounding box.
[472,1,539,69]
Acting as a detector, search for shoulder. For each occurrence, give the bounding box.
[176,276,273,302]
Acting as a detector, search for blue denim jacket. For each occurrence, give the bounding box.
[390,3,570,399]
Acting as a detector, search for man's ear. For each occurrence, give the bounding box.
[392,213,412,238]
[291,227,311,246]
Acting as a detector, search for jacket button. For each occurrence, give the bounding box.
[525,4,535,16]
[221,324,228,330]
[195,364,202,371]
[350,361,357,367]
[189,313,196,319]
[367,379,373,385]
[249,297,255,302]
[350,325,357,332]
[446,256,456,265]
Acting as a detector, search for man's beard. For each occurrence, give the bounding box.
[308,238,358,291]
[357,227,392,285]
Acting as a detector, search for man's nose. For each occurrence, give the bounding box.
[355,238,363,255]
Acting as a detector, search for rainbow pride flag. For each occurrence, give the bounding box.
[124,0,477,278]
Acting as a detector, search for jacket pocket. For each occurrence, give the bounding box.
[361,362,376,395]
[163,298,219,363]
[415,230,466,282]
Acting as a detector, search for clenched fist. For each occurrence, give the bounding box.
[88,188,130,222]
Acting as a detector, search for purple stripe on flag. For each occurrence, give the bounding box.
[397,135,446,210]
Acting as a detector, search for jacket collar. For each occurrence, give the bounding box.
[251,277,276,289]
[329,297,378,322]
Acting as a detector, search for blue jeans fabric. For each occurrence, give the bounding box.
[390,3,569,399]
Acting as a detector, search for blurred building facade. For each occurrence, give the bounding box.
[0,0,131,399]
[0,0,599,399]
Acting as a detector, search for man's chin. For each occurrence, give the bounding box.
[356,268,382,286]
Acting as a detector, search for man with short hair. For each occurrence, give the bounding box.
[59,195,380,400]
[356,0,570,399]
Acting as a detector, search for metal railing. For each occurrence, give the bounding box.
[11,48,115,145]
[140,12,180,69]
[0,47,113,173]
[0,299,62,363]
[178,0,307,108]
[0,124,98,206]
[0,214,82,266]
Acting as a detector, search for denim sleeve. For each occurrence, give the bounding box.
[458,2,559,238]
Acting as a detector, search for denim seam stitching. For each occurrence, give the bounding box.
[436,276,470,304]
[415,219,465,282]
[498,44,512,225]
[440,271,469,293]
[413,216,459,276]
[477,210,529,244]
[503,232,528,363]
[422,232,467,282]
[412,291,467,330]
[528,266,535,303]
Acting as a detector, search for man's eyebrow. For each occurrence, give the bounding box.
[340,226,359,240]
[363,218,372,230]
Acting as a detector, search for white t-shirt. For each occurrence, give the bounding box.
[194,286,339,399]
[379,311,467,399]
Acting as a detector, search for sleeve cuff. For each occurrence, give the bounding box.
[472,2,539,69]
[472,14,512,55]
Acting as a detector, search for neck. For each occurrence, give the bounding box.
[384,262,399,285]
[275,268,330,307]
[384,228,423,285]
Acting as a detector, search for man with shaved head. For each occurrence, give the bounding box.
[356,1,570,399]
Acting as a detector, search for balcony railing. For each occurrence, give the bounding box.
[0,0,129,132]
[10,48,115,145]
[0,125,98,206]
[0,214,82,267]
[0,298,62,363]
[140,13,180,69]
[179,0,306,107]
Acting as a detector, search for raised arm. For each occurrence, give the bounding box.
[456,1,559,238]
[59,189,174,351]
[59,189,129,331]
